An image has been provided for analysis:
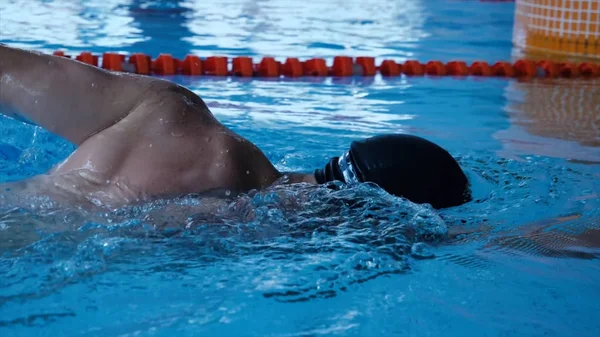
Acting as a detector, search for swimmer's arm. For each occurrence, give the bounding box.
[0,44,171,145]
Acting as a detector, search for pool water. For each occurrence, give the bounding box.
[1,0,599,336]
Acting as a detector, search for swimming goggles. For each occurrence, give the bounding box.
[337,151,360,184]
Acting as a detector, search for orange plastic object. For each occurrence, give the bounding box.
[102,53,123,71]
[558,62,580,78]
[446,61,469,76]
[356,57,376,76]
[152,54,176,75]
[75,52,97,66]
[491,61,515,77]
[332,56,353,76]
[257,57,280,77]
[181,55,203,75]
[303,58,328,76]
[128,53,150,75]
[173,58,182,73]
[425,61,447,76]
[204,56,228,76]
[403,60,424,76]
[469,61,492,76]
[232,57,253,77]
[513,59,536,77]
[379,60,401,76]
[537,60,558,77]
[53,51,69,58]
[282,58,303,77]
[579,63,600,77]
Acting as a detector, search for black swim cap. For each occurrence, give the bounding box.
[314,134,471,209]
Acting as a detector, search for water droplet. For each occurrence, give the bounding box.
[246,170,250,175]
[410,242,435,259]
[149,143,153,148]
[34,100,38,104]
[105,180,111,184]
[225,190,231,196]
[225,149,229,153]
[91,83,96,87]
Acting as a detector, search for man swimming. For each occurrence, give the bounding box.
[0,44,471,209]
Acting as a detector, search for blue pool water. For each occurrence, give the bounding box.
[1,0,600,336]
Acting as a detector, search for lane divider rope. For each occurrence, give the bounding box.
[51,51,600,79]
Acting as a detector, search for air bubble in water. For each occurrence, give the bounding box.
[410,242,435,259]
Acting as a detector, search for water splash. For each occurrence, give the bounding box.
[0,182,446,307]
[0,154,598,331]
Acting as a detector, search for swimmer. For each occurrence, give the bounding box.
[0,44,472,209]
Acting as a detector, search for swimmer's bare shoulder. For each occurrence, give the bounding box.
[1,45,283,206]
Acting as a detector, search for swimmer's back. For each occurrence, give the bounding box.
[0,44,282,205]
[47,83,281,204]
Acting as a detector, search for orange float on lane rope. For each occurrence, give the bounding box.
[332,56,353,76]
[425,61,447,76]
[491,61,514,77]
[181,55,203,75]
[513,59,536,77]
[128,53,151,75]
[446,61,469,76]
[152,54,176,75]
[579,63,599,77]
[282,58,303,77]
[204,56,228,76]
[303,58,328,76]
[403,60,424,76]
[102,53,123,72]
[53,51,69,58]
[469,61,492,76]
[558,62,580,78]
[379,60,402,76]
[75,52,97,66]
[232,57,253,77]
[356,57,376,76]
[257,57,279,77]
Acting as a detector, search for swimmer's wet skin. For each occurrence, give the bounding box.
[0,44,471,209]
